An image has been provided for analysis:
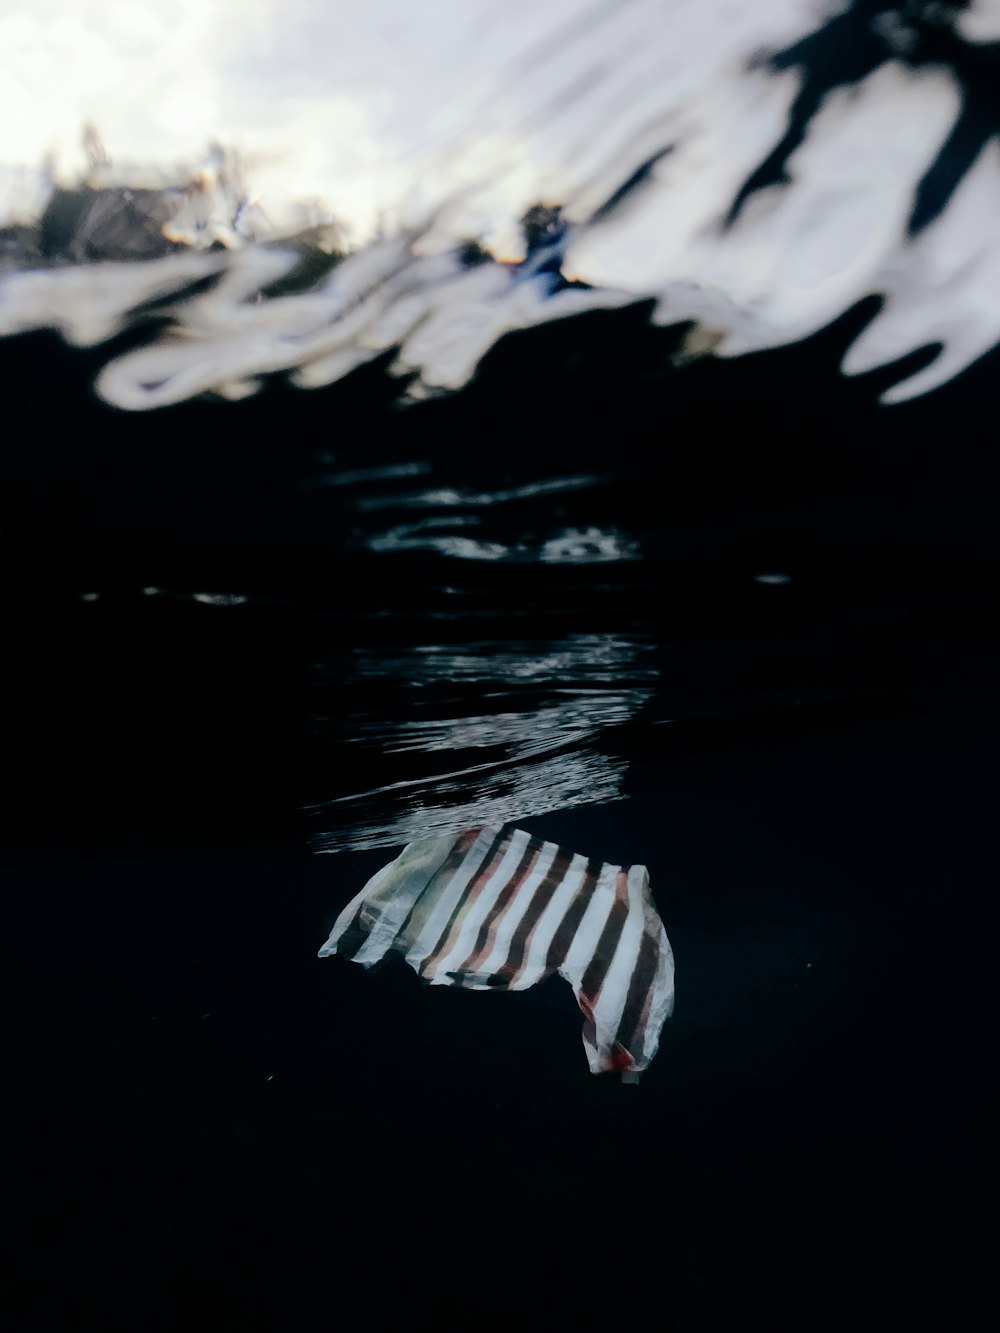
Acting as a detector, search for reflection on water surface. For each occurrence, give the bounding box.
[309,632,656,851]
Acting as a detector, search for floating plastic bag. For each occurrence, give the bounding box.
[319,825,674,1081]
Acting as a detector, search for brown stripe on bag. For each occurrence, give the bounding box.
[543,856,604,972]
[417,826,509,977]
[578,868,631,1002]
[452,836,544,976]
[613,927,661,1061]
[381,827,484,961]
[487,847,579,984]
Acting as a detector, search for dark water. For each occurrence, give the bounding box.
[1,302,997,1326]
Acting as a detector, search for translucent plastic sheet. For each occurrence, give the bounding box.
[320,825,675,1081]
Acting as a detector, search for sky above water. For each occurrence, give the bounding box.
[0,0,641,243]
[2,0,1000,405]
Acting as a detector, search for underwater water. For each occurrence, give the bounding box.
[2,2,998,1327]
[2,290,996,1329]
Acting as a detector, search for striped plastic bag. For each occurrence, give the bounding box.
[319,825,674,1081]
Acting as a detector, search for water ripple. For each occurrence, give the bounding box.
[308,631,656,850]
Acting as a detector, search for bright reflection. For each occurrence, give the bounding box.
[2,1,1000,404]
[309,633,656,851]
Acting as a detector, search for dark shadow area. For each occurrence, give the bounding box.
[725,1,1000,238]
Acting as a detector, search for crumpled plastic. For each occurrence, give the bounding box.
[320,824,674,1081]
